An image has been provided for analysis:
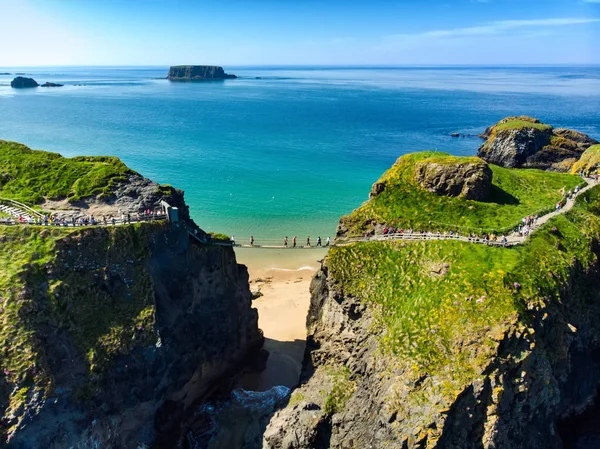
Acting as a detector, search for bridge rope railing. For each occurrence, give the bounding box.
[0,197,45,219]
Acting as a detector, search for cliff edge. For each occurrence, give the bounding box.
[264,153,600,449]
[0,141,262,448]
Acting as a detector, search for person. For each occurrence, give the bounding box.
[326,237,330,247]
[111,215,116,226]
[306,236,311,247]
[316,236,322,247]
[284,236,288,247]
[231,235,236,246]
[250,236,254,247]
[293,236,297,248]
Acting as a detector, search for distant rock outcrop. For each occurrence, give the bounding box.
[477,116,599,172]
[414,157,493,201]
[40,82,63,87]
[10,76,39,88]
[167,65,237,81]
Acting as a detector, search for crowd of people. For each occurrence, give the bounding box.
[0,208,165,227]
[230,235,332,248]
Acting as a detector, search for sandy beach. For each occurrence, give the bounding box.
[235,247,328,391]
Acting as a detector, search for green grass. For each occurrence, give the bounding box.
[572,144,600,175]
[209,232,231,241]
[340,152,583,236]
[0,140,132,205]
[494,119,552,132]
[327,182,600,411]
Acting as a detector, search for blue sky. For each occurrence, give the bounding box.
[1,0,599,65]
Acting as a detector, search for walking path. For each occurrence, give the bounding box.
[0,178,596,250]
[341,177,599,248]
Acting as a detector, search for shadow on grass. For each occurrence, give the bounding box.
[486,185,520,205]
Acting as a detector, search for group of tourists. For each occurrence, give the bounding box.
[0,208,165,227]
[229,235,331,248]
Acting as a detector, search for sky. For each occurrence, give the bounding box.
[0,0,599,66]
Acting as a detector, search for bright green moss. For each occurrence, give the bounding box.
[494,120,552,132]
[0,140,132,204]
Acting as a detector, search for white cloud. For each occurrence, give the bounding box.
[386,17,600,42]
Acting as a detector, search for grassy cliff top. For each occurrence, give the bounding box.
[493,116,553,132]
[327,182,600,411]
[340,151,583,236]
[0,140,133,205]
[572,144,600,175]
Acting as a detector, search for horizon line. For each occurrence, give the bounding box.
[2,63,600,68]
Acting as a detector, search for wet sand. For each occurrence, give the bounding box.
[235,247,328,391]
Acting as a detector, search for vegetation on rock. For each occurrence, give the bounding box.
[339,151,582,237]
[0,140,132,205]
[572,145,600,175]
[477,116,598,171]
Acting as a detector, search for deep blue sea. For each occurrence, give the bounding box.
[1,66,600,243]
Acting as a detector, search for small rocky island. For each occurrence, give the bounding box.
[477,116,598,171]
[167,65,237,81]
[10,76,39,88]
[40,82,63,87]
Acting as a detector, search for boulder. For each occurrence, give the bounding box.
[167,65,237,81]
[10,76,39,88]
[477,116,598,171]
[414,157,492,201]
[40,82,64,87]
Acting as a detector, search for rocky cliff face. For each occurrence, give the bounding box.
[414,158,492,201]
[264,185,600,448]
[477,116,598,172]
[167,66,237,81]
[0,222,262,448]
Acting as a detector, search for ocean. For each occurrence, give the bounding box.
[1,66,600,245]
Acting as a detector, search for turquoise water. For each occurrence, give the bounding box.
[1,66,600,243]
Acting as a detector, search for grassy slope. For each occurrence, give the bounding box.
[0,140,132,205]
[340,152,583,236]
[327,182,600,417]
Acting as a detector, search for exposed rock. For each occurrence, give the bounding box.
[369,181,386,199]
[179,386,290,448]
[450,133,460,138]
[477,116,598,171]
[41,173,191,222]
[10,76,39,88]
[40,82,64,87]
[414,158,493,201]
[167,65,237,81]
[1,223,263,448]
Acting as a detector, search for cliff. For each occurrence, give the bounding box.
[0,140,190,219]
[264,153,600,448]
[0,142,262,447]
[477,116,598,172]
[167,65,237,81]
